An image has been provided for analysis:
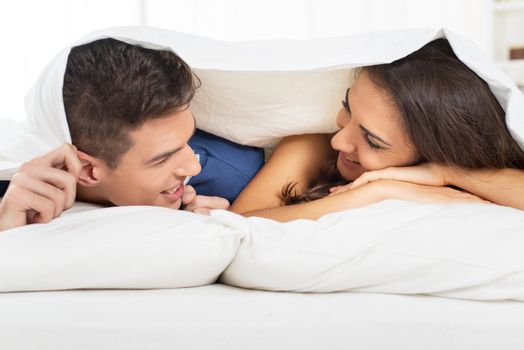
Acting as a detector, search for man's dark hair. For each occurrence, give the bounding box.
[63,38,199,168]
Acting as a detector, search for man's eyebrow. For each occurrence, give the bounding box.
[145,114,197,165]
[190,114,197,137]
[359,125,392,147]
[146,148,183,165]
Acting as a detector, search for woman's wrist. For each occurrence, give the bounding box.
[361,179,397,202]
[439,164,456,186]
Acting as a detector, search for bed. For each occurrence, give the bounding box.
[2,284,524,350]
[1,26,524,349]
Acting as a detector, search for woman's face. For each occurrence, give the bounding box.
[331,71,420,181]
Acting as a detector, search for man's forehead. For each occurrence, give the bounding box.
[131,109,194,137]
[125,110,196,157]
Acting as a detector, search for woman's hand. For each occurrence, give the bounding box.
[348,179,490,205]
[181,185,230,215]
[330,163,450,195]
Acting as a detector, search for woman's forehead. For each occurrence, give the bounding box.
[350,73,406,138]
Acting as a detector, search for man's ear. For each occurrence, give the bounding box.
[76,151,108,187]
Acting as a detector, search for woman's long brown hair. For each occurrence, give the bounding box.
[282,38,524,205]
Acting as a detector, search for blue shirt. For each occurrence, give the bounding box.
[187,129,265,203]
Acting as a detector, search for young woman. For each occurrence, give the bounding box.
[230,39,524,221]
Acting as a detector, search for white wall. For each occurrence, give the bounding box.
[0,0,142,121]
[0,0,495,121]
[143,0,491,46]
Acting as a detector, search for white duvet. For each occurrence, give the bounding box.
[1,200,523,301]
[1,26,524,301]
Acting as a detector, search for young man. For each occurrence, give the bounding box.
[0,38,264,231]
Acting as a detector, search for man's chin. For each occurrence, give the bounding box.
[101,194,183,210]
[154,199,182,210]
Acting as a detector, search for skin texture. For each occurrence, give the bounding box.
[0,108,229,232]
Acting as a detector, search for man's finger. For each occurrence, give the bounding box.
[15,175,67,218]
[182,185,197,206]
[193,208,212,215]
[23,192,56,224]
[17,164,77,209]
[40,143,82,178]
[192,196,230,210]
[184,195,230,213]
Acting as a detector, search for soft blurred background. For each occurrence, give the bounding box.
[1,0,523,121]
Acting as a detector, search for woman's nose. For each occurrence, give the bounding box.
[331,126,357,154]
[336,109,349,129]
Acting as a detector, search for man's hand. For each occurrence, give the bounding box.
[0,144,82,232]
[181,185,230,215]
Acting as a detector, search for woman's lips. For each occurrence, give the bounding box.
[338,152,361,170]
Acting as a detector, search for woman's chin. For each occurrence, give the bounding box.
[336,157,365,182]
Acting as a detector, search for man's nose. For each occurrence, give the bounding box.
[187,152,201,176]
[174,146,201,178]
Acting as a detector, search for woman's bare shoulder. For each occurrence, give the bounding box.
[230,133,335,213]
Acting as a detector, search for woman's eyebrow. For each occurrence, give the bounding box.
[359,125,392,147]
[342,88,351,112]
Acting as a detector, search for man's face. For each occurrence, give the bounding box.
[97,107,201,209]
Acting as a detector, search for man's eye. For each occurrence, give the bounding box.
[155,158,169,166]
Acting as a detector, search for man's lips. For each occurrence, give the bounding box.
[161,183,184,202]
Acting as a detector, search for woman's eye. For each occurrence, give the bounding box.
[360,128,383,150]
[366,138,382,150]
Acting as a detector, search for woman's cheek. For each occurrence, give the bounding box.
[360,154,388,172]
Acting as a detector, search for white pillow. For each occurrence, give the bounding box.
[2,200,524,301]
[214,200,524,302]
[0,205,242,292]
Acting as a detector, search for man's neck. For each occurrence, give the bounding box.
[76,185,113,207]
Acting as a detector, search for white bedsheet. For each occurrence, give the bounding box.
[1,284,523,350]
